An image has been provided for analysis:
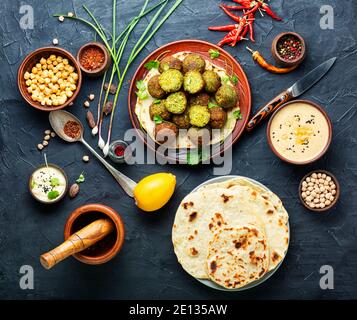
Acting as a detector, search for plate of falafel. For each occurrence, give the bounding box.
[128,40,251,163]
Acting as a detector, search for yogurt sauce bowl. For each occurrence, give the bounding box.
[29,164,68,204]
[267,100,332,165]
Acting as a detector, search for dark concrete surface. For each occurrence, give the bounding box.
[0,0,357,300]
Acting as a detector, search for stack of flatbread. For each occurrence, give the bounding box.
[172,177,289,289]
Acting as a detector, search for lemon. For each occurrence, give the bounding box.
[134,173,176,212]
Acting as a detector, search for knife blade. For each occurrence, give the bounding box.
[246,57,336,132]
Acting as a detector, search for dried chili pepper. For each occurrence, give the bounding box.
[247,13,255,42]
[244,1,262,16]
[231,17,247,46]
[219,4,242,23]
[221,4,249,10]
[246,46,297,74]
[262,3,282,21]
[232,0,252,5]
[208,24,239,31]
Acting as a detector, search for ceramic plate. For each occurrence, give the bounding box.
[128,40,251,164]
[190,175,290,292]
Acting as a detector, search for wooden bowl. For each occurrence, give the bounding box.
[299,170,340,212]
[77,42,111,77]
[64,204,125,265]
[267,100,332,165]
[28,163,68,204]
[18,47,82,111]
[128,39,251,164]
[271,32,306,68]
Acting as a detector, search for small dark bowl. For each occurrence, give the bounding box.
[77,42,111,77]
[299,170,340,212]
[64,204,125,265]
[267,100,332,165]
[18,47,82,111]
[272,32,306,68]
[29,163,69,204]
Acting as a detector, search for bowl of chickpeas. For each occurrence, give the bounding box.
[18,47,82,111]
[299,170,340,212]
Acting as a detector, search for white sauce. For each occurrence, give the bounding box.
[30,166,67,202]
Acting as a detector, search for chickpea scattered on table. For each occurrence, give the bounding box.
[301,172,337,209]
[24,54,78,106]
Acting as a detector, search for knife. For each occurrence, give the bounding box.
[246,57,337,132]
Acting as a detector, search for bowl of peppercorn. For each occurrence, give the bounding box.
[77,42,111,77]
[272,32,306,68]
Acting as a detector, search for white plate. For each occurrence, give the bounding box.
[190,175,290,292]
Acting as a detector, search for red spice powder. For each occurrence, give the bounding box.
[80,46,105,71]
[114,145,125,157]
[64,120,81,139]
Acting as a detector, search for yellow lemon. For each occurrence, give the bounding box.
[134,173,176,212]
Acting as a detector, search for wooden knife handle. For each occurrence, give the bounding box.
[40,218,115,269]
[246,90,293,132]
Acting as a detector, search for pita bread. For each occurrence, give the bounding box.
[207,226,269,289]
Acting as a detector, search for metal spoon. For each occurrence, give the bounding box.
[49,110,137,197]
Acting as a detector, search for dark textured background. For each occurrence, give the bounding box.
[0,0,356,300]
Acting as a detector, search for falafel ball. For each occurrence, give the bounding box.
[154,122,178,144]
[189,105,210,127]
[159,56,182,73]
[215,85,239,109]
[189,93,210,106]
[182,54,206,73]
[159,69,183,93]
[165,92,187,114]
[203,70,221,93]
[184,71,205,94]
[149,100,171,121]
[209,106,227,129]
[187,126,211,146]
[172,111,190,129]
[147,75,166,99]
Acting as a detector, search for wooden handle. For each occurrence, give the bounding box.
[246,90,293,132]
[40,219,115,269]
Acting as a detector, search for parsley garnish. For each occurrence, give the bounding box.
[208,102,220,109]
[208,49,220,59]
[144,60,160,70]
[48,190,60,200]
[153,115,163,124]
[233,110,243,120]
[231,74,238,85]
[135,80,148,100]
[76,172,85,184]
[50,177,60,187]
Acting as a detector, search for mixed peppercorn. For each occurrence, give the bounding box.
[277,34,303,61]
[209,0,282,47]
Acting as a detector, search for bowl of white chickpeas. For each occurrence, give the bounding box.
[299,170,340,212]
[18,47,82,111]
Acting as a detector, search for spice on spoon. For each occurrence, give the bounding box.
[246,46,298,74]
[64,120,81,139]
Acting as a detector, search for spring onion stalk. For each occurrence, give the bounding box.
[92,70,107,136]
[103,0,183,156]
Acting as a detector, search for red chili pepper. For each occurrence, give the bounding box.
[208,24,239,32]
[218,28,239,47]
[262,3,282,21]
[232,0,251,5]
[244,2,262,16]
[231,18,246,46]
[219,4,241,23]
[247,13,255,42]
[220,4,249,11]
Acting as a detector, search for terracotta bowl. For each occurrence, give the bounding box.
[77,42,111,77]
[28,163,69,204]
[271,32,306,68]
[128,39,251,164]
[18,47,82,111]
[267,100,332,165]
[64,204,125,265]
[299,170,340,212]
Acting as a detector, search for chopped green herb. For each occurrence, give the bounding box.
[47,190,60,200]
[233,109,243,120]
[221,75,230,84]
[231,74,238,85]
[76,172,85,184]
[208,102,220,109]
[136,80,148,100]
[50,177,60,187]
[209,49,220,59]
[30,179,36,190]
[153,99,161,104]
[153,115,163,124]
[144,60,160,70]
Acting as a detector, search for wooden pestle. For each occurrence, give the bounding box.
[40,218,115,269]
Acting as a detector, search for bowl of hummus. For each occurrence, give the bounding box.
[29,164,68,204]
[267,100,332,165]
